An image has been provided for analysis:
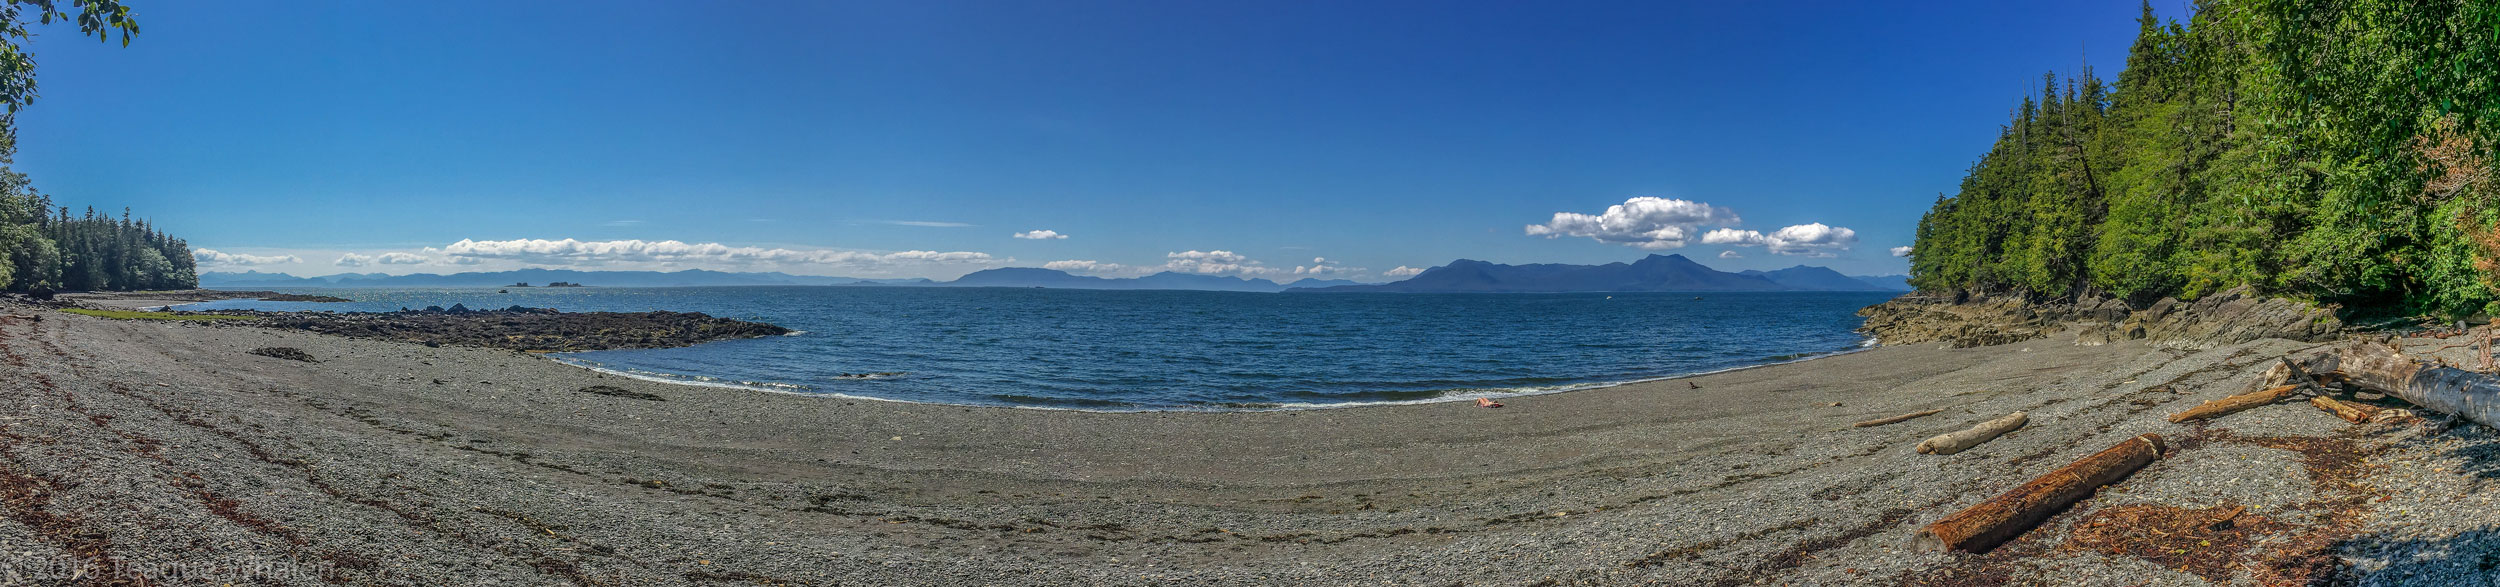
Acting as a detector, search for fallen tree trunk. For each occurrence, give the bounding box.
[2166,384,2306,423]
[2309,395,2381,424]
[1854,409,1944,428]
[2332,341,2500,429]
[1917,412,2027,455]
[1917,434,2165,553]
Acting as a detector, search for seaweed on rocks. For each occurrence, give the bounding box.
[233,306,791,352]
[249,347,318,362]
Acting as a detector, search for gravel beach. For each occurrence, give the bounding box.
[4,298,2497,585]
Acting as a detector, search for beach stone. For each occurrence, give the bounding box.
[1859,285,2341,349]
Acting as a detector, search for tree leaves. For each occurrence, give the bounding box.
[1915,0,2500,316]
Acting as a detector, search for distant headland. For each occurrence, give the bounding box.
[200,254,1908,294]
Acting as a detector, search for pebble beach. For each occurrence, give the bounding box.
[4,296,2497,585]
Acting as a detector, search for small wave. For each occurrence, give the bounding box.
[538,340,1883,414]
[546,357,817,393]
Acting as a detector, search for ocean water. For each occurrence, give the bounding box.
[180,287,1902,410]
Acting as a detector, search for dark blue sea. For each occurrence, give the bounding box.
[180,287,1901,411]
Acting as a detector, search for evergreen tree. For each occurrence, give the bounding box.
[1911,0,2500,316]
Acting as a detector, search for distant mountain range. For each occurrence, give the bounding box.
[200,269,935,288]
[1291,255,1907,293]
[944,268,1359,292]
[200,255,1908,294]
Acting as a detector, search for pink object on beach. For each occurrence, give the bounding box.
[1476,398,1503,408]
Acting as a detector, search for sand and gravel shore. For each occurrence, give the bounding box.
[4,296,2498,585]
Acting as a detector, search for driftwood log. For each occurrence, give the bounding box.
[2166,384,2306,423]
[1917,412,2027,455]
[2309,395,2382,424]
[1854,409,1943,428]
[2331,341,2500,429]
[1916,434,2165,553]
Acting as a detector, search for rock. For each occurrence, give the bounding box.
[245,306,791,352]
[1860,286,2342,349]
[249,347,318,362]
[579,385,664,401]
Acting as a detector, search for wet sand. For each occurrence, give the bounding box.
[3,299,2495,585]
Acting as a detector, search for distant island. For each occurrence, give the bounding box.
[1294,254,1904,293]
[201,268,940,289]
[202,254,1907,294]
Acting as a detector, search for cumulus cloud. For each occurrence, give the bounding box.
[1891,246,1913,257]
[1292,256,1364,277]
[433,238,995,269]
[334,252,425,267]
[193,248,299,267]
[1043,259,1132,274]
[1718,250,1743,259]
[1383,266,1426,278]
[1699,223,1860,257]
[1164,250,1279,275]
[1526,197,1740,250]
[1013,229,1068,240]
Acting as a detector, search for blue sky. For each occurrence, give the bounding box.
[18,1,2179,281]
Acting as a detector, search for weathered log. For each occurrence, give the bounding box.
[2261,349,2342,391]
[2165,384,2305,423]
[1854,409,1943,428]
[2278,357,2319,387]
[1916,412,2027,455]
[2331,341,2500,429]
[1916,434,2165,553]
[2308,395,2381,424]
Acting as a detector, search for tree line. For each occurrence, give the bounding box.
[1909,0,2500,316]
[0,2,189,293]
[0,168,195,292]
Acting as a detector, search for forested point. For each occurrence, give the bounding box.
[1908,0,2500,316]
[0,1,176,293]
[0,168,196,292]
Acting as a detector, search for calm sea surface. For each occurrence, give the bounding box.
[181,287,1901,410]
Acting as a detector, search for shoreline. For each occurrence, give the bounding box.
[146,288,1891,413]
[548,338,1885,413]
[10,296,2499,584]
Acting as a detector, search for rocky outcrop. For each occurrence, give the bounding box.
[225,306,791,352]
[1859,286,2342,349]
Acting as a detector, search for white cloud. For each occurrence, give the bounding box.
[1164,250,1279,275]
[1013,229,1068,240]
[435,238,995,269]
[193,248,299,267]
[1042,259,1133,274]
[1292,256,1364,276]
[1718,250,1743,259]
[1698,223,1860,257]
[1383,266,1426,278]
[1526,197,1740,250]
[1891,246,1913,257]
[883,220,973,228]
[335,252,426,267]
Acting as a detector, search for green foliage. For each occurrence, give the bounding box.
[0,166,192,292]
[59,308,250,321]
[1911,0,2500,316]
